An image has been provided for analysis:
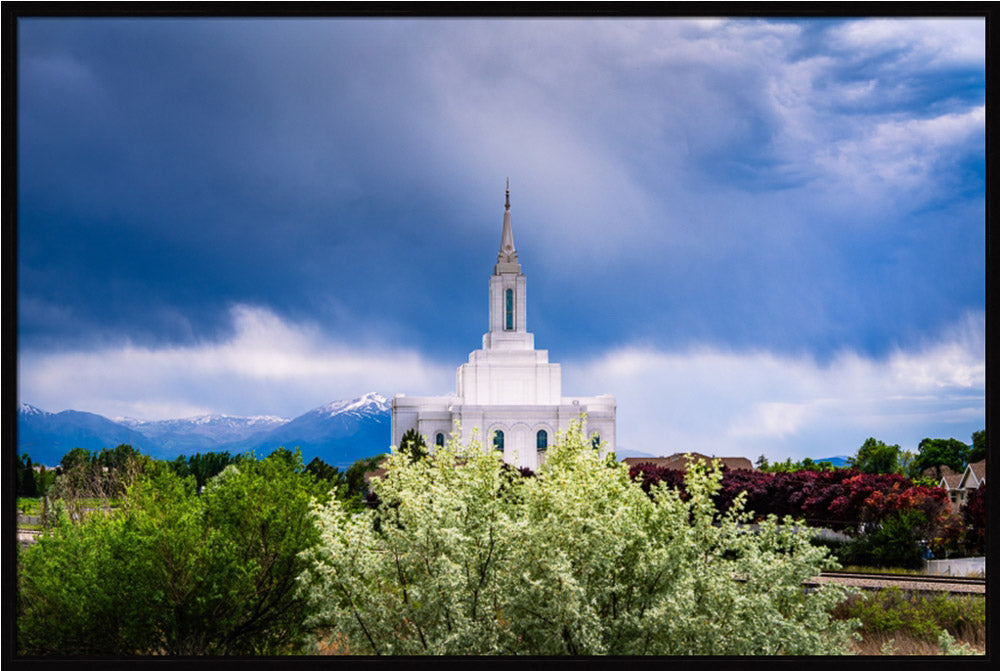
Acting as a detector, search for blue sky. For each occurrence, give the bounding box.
[17,17,985,461]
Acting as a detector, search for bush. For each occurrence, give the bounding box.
[17,450,334,655]
[299,420,855,655]
[832,587,985,646]
[840,510,928,569]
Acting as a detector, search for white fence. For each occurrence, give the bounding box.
[924,557,985,577]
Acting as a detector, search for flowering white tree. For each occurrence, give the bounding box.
[298,420,856,655]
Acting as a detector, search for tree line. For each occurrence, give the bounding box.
[15,424,985,655]
[756,430,985,480]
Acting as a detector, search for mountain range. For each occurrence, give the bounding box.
[16,395,854,470]
[17,393,392,468]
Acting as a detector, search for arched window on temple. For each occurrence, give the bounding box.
[537,429,548,451]
[435,433,445,448]
[494,430,505,451]
[592,433,601,449]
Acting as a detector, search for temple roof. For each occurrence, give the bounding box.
[495,179,520,272]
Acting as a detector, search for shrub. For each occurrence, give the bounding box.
[832,587,985,647]
[841,510,928,569]
[299,420,855,655]
[17,450,333,655]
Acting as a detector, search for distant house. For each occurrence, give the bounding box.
[935,459,985,512]
[622,452,753,472]
[935,465,965,511]
[363,458,389,487]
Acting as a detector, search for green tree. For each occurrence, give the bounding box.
[848,438,902,474]
[398,427,429,462]
[898,449,919,479]
[915,438,970,477]
[17,453,38,497]
[17,450,333,655]
[968,429,985,463]
[843,510,928,570]
[299,420,855,655]
[305,456,343,483]
[340,454,386,512]
[95,444,141,471]
[59,447,92,472]
[169,454,191,479]
[186,451,237,490]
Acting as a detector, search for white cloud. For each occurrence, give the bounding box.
[405,17,982,263]
[564,310,984,460]
[18,304,455,420]
[18,303,984,462]
[831,18,985,67]
[815,106,984,195]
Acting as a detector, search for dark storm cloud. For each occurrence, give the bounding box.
[17,17,985,457]
[18,19,488,355]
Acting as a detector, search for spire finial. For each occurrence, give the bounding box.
[505,178,510,211]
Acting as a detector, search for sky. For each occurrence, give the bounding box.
[16,16,985,461]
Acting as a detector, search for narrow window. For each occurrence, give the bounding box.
[537,430,548,451]
[436,433,445,448]
[592,433,601,449]
[494,430,505,451]
[505,289,514,330]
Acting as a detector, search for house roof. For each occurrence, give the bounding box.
[958,459,986,490]
[939,472,963,490]
[622,453,753,471]
[363,458,389,485]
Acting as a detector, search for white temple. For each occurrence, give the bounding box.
[390,183,616,469]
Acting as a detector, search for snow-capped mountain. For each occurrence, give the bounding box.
[231,393,391,467]
[18,404,156,466]
[19,402,46,417]
[116,414,290,454]
[17,394,392,468]
[313,392,390,418]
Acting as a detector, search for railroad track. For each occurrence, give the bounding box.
[811,570,985,595]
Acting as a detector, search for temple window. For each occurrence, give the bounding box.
[505,289,514,330]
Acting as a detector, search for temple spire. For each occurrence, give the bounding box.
[497,180,518,269]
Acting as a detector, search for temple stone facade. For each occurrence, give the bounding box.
[390,184,616,470]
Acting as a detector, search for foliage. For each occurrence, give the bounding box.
[897,449,919,480]
[298,420,855,655]
[17,449,333,655]
[17,453,38,497]
[95,444,144,472]
[306,456,343,483]
[848,438,901,474]
[627,462,687,497]
[337,453,386,513]
[629,463,951,569]
[59,447,93,472]
[968,430,985,463]
[961,484,986,556]
[46,444,149,522]
[915,438,970,477]
[840,510,928,569]
[398,427,429,462]
[18,497,43,516]
[757,456,837,473]
[169,451,239,491]
[929,513,967,558]
[831,587,985,646]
